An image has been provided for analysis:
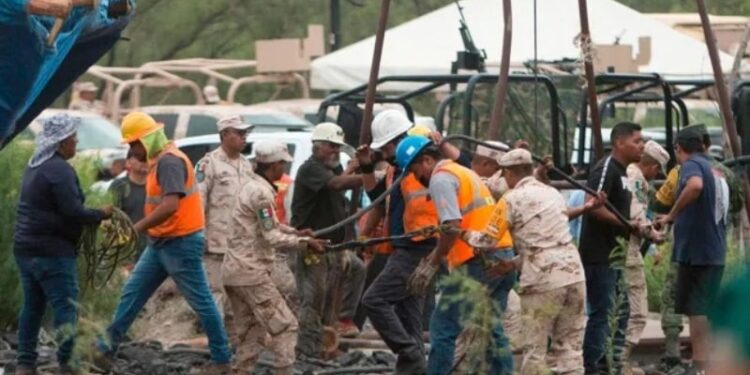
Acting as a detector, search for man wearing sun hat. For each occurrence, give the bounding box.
[94,112,232,375]
[195,115,255,345]
[14,114,113,375]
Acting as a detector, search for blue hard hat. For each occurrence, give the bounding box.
[395,135,433,169]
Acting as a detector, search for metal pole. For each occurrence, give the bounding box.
[696,0,750,222]
[577,0,604,161]
[330,0,341,51]
[487,0,512,141]
[696,0,741,157]
[359,0,391,146]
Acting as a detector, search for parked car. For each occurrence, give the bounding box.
[140,105,313,140]
[175,131,354,221]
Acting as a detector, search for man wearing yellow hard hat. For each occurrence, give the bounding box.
[94,112,232,375]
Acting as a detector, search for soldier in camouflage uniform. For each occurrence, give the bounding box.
[196,115,255,344]
[622,141,669,374]
[468,149,602,375]
[223,141,326,375]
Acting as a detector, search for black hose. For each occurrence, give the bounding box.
[314,134,632,238]
[442,134,632,229]
[313,172,406,237]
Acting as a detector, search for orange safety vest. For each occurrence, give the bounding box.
[274,174,293,225]
[401,173,439,240]
[144,145,204,238]
[374,167,396,254]
[487,199,514,249]
[434,161,495,269]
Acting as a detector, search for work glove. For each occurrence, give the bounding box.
[408,257,439,296]
[341,250,353,273]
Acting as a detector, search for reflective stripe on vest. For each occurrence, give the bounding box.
[433,160,495,269]
[401,172,439,240]
[144,146,205,238]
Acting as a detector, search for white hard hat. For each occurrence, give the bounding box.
[312,122,346,145]
[370,109,413,150]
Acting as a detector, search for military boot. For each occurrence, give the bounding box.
[192,362,231,375]
[14,366,38,375]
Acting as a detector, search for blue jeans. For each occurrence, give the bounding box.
[426,250,515,375]
[97,232,231,363]
[15,256,79,368]
[583,264,629,373]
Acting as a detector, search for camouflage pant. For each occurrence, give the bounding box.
[660,263,683,358]
[272,253,298,314]
[520,282,586,375]
[625,265,648,346]
[225,280,298,374]
[295,251,366,358]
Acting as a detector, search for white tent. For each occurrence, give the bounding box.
[311,0,735,90]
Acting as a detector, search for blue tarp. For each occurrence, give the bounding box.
[0,0,134,148]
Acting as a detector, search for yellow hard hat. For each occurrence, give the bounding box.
[120,112,163,144]
[407,125,432,137]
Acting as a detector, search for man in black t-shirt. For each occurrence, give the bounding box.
[291,122,367,357]
[109,151,148,260]
[580,122,644,373]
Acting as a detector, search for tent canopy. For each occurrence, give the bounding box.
[0,0,133,147]
[311,0,735,91]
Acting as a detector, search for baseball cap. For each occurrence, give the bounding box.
[497,148,533,168]
[254,140,293,163]
[475,141,510,164]
[644,140,670,172]
[217,115,254,132]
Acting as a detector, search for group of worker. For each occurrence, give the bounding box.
[11,105,737,375]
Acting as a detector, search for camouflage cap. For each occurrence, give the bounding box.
[254,140,293,163]
[498,148,533,168]
[217,115,254,132]
[644,140,670,172]
[475,141,510,164]
[77,82,98,92]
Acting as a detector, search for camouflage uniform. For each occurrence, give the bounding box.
[196,146,255,344]
[502,176,586,375]
[624,164,650,347]
[223,173,311,375]
[484,170,509,201]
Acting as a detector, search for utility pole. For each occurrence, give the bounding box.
[577,0,604,162]
[487,0,512,141]
[330,0,341,51]
[696,0,750,220]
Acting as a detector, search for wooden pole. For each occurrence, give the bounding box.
[359,0,391,146]
[487,0,512,141]
[577,0,604,161]
[696,0,741,158]
[696,0,750,222]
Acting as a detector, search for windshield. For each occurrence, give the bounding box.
[242,114,312,132]
[75,117,122,150]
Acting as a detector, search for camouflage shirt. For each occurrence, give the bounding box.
[626,164,651,267]
[484,170,509,200]
[223,173,310,286]
[196,147,255,254]
[503,176,584,294]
